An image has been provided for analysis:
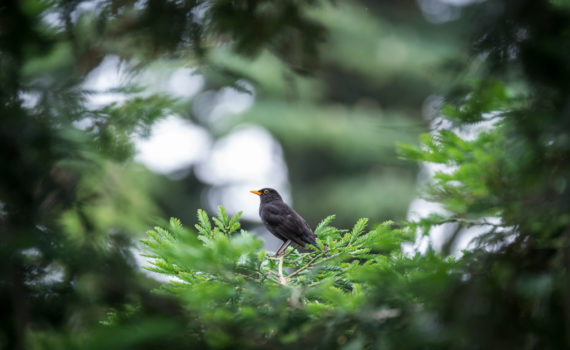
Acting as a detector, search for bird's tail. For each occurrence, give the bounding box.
[298,236,327,253]
[296,245,314,253]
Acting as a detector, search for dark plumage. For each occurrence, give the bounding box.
[250,188,318,256]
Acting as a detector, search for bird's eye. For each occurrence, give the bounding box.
[264,189,269,194]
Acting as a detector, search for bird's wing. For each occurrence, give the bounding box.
[291,209,318,247]
[261,203,284,225]
[262,203,316,247]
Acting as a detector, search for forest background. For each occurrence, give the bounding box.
[1,0,570,349]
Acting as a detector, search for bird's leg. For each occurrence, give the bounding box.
[271,241,287,257]
[272,240,291,257]
[279,240,292,256]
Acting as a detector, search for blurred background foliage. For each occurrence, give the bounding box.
[1,0,570,349]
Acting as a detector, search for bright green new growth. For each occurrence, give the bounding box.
[144,209,409,289]
[141,209,423,347]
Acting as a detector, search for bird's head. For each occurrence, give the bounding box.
[249,188,283,203]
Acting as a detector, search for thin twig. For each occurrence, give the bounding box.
[259,270,282,285]
[287,252,325,279]
[277,256,288,285]
[435,217,507,228]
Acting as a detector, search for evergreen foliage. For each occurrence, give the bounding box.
[1,0,569,349]
[141,208,436,349]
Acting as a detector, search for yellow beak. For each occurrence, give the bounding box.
[249,190,262,195]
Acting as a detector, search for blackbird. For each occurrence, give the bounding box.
[250,188,318,256]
